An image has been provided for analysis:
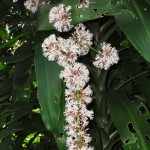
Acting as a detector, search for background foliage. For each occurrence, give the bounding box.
[0,0,150,150]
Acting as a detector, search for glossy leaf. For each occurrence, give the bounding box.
[105,91,150,150]
[35,44,62,133]
[115,0,150,62]
[35,34,66,149]
[37,0,111,31]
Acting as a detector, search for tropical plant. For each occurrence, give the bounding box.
[0,0,150,150]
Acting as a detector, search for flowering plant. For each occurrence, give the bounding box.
[1,0,150,150]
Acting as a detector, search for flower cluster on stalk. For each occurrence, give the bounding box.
[60,63,94,150]
[25,1,119,149]
[93,42,119,70]
[42,22,94,150]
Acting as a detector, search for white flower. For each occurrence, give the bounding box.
[66,137,76,149]
[81,146,94,150]
[59,63,89,90]
[93,42,119,70]
[24,0,44,13]
[83,134,92,144]
[41,23,95,150]
[41,34,60,61]
[80,105,94,120]
[64,93,94,149]
[64,95,94,149]
[57,38,79,67]
[49,4,73,32]
[78,0,90,8]
[71,24,93,56]
[65,85,93,104]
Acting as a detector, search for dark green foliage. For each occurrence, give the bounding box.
[1,0,150,150]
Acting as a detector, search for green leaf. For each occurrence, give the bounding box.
[0,78,12,95]
[0,128,22,140]
[0,62,5,70]
[35,44,62,134]
[0,43,33,63]
[12,58,32,101]
[8,102,33,125]
[0,137,13,150]
[115,0,150,62]
[20,113,47,133]
[105,90,150,150]
[35,33,66,149]
[0,27,8,40]
[37,0,111,31]
[0,34,24,49]
[0,94,9,103]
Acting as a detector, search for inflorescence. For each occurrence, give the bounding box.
[42,23,94,150]
[24,0,45,13]
[24,1,119,149]
[93,42,119,70]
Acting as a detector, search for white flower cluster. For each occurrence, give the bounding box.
[60,63,94,150]
[24,0,45,13]
[42,23,94,150]
[60,63,89,90]
[49,4,73,32]
[72,24,93,56]
[93,42,119,70]
[42,24,93,67]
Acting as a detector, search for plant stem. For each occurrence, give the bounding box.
[75,90,83,148]
[86,45,98,53]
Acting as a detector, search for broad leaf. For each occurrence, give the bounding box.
[37,0,111,31]
[35,44,62,134]
[115,0,150,62]
[34,33,66,149]
[105,90,150,150]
